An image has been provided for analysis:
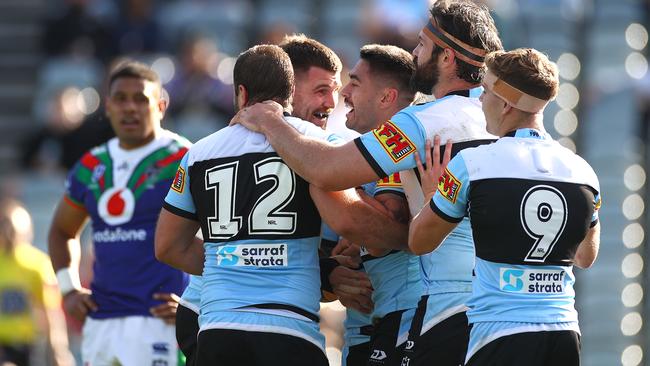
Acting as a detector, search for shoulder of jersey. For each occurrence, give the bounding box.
[460,137,600,191]
[404,94,481,114]
[284,116,339,142]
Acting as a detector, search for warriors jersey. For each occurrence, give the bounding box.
[355,91,495,323]
[431,128,601,326]
[164,117,339,350]
[65,130,190,318]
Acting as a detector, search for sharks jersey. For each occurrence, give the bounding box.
[355,92,495,326]
[431,128,601,358]
[164,118,339,350]
[179,275,202,314]
[359,175,421,320]
[65,130,189,318]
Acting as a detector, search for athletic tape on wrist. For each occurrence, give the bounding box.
[55,267,83,295]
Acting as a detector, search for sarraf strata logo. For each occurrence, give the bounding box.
[216,243,288,267]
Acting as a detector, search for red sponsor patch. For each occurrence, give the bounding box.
[377,172,402,188]
[437,168,462,204]
[171,166,185,193]
[372,121,416,163]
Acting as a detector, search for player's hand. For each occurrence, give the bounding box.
[150,293,180,325]
[332,238,361,257]
[329,266,374,314]
[331,254,360,269]
[63,288,97,323]
[229,100,285,132]
[415,136,453,203]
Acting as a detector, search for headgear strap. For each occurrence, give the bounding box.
[423,20,487,67]
[483,71,550,114]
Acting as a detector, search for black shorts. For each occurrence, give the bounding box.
[196,328,328,366]
[176,303,200,366]
[346,342,371,366]
[465,330,580,366]
[401,296,469,366]
[367,310,408,366]
[0,344,30,366]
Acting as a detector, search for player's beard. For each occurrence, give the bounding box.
[410,55,439,95]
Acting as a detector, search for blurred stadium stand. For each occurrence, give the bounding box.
[0,0,648,365]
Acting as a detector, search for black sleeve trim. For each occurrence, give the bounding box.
[361,249,401,262]
[354,138,388,179]
[430,200,463,223]
[162,202,198,221]
[374,190,406,199]
[319,257,340,293]
[590,218,599,228]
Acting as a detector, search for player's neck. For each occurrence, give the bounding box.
[500,114,545,137]
[432,79,478,99]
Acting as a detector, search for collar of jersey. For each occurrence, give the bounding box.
[504,128,549,140]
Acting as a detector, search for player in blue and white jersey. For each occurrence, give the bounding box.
[173,34,347,366]
[155,45,408,366]
[230,2,503,365]
[48,61,190,366]
[409,48,601,366]
[335,44,420,366]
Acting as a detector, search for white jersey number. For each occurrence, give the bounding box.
[249,157,297,234]
[205,159,296,239]
[520,185,568,263]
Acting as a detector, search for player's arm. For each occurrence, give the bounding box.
[574,191,602,269]
[409,206,459,255]
[232,101,379,190]
[574,221,600,269]
[365,191,410,257]
[409,150,468,255]
[310,186,409,251]
[154,208,204,275]
[48,197,97,321]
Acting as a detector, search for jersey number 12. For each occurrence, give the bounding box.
[204,157,297,239]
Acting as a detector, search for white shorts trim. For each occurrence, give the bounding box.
[421,304,469,336]
[178,298,200,314]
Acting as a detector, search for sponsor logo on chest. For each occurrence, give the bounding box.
[216,243,288,267]
[499,268,566,294]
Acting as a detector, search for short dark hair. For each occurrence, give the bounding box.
[233,44,294,107]
[430,0,503,83]
[108,60,161,91]
[279,34,342,75]
[360,44,415,97]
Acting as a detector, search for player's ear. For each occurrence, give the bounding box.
[236,84,248,109]
[158,87,169,115]
[380,88,398,107]
[502,102,512,116]
[442,48,455,66]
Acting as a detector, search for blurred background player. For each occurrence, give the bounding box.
[0,197,74,366]
[48,61,190,366]
[409,48,601,366]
